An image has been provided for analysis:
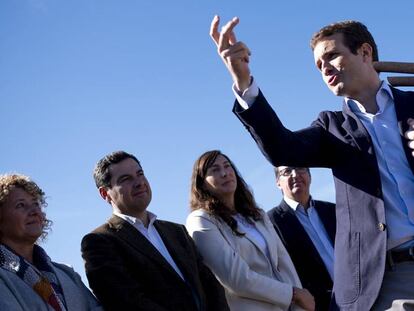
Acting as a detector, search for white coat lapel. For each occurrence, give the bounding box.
[251,214,282,275]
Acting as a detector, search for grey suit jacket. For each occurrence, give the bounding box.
[0,262,102,311]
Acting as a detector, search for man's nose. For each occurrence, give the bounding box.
[322,62,333,76]
[133,176,144,187]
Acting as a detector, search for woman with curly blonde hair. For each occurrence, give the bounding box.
[0,174,102,311]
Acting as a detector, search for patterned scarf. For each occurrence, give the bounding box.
[0,243,67,311]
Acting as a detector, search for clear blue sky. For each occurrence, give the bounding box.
[1,0,413,285]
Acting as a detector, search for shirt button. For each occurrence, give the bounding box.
[378,223,386,231]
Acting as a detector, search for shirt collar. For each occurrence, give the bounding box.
[345,80,394,114]
[283,195,314,211]
[113,210,157,228]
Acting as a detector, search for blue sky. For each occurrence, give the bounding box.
[1,0,413,285]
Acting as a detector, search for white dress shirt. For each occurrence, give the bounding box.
[113,210,185,280]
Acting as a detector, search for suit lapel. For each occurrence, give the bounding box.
[276,200,324,261]
[235,213,273,262]
[252,213,283,271]
[278,201,317,246]
[314,202,336,245]
[243,216,269,254]
[153,221,194,283]
[108,216,184,282]
[341,101,374,154]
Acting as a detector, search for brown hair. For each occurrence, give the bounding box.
[190,150,262,236]
[310,20,378,62]
[0,174,51,241]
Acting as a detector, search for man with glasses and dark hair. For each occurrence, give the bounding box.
[268,166,336,310]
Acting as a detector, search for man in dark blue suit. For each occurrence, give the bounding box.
[268,166,335,311]
[210,16,414,310]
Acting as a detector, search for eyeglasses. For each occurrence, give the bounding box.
[278,167,308,177]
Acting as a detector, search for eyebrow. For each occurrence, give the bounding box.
[12,197,38,204]
[116,169,143,182]
[116,173,132,183]
[210,160,230,168]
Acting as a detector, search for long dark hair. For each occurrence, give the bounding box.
[190,150,262,235]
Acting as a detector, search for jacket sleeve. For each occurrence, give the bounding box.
[186,212,294,310]
[233,90,341,168]
[81,232,169,311]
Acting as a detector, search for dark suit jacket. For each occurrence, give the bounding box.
[81,215,229,311]
[234,87,414,310]
[267,199,336,311]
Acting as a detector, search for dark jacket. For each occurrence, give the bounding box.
[81,215,229,311]
[268,199,336,310]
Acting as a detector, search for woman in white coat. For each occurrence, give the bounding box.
[186,150,314,311]
[0,174,102,311]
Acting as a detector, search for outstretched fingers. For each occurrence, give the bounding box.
[210,15,220,45]
[209,15,251,91]
[218,17,239,52]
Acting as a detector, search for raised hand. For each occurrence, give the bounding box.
[210,15,252,92]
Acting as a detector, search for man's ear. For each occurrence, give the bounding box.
[99,187,111,204]
[276,179,282,190]
[360,43,373,62]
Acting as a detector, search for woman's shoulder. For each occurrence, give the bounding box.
[52,262,84,284]
[188,208,211,218]
[52,262,75,273]
[188,208,222,223]
[186,209,222,231]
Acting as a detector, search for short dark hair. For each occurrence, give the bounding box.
[93,151,140,188]
[310,20,378,62]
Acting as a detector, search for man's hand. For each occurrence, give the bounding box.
[210,15,251,92]
[405,118,414,157]
[292,287,315,311]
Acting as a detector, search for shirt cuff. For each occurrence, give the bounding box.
[232,77,259,110]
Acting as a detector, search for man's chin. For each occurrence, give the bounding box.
[329,84,346,97]
[291,187,307,195]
